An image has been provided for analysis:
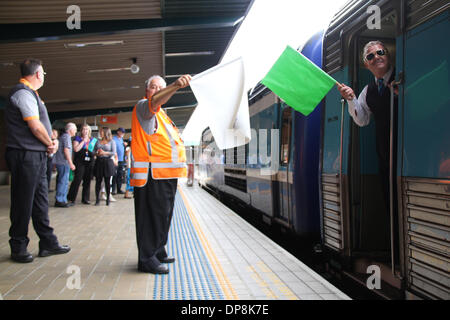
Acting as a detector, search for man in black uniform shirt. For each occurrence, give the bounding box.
[5,58,70,263]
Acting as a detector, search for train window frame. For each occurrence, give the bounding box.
[280,106,292,166]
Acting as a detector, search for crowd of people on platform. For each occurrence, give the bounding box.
[49,124,133,208]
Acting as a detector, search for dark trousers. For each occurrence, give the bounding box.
[5,148,58,254]
[94,157,114,202]
[95,175,111,202]
[134,172,177,265]
[378,158,391,217]
[378,153,399,262]
[68,161,93,203]
[46,156,53,189]
[112,161,126,193]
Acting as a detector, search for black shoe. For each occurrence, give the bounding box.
[11,252,34,263]
[158,255,175,264]
[82,200,91,205]
[39,245,71,257]
[106,199,110,206]
[117,190,125,194]
[55,201,69,208]
[138,259,169,274]
[67,202,75,207]
[95,200,100,206]
[156,247,174,263]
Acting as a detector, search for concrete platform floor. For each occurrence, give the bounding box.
[0,177,350,300]
[0,178,142,300]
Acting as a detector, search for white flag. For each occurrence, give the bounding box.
[182,57,251,150]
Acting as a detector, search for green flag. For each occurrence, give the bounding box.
[261,45,336,116]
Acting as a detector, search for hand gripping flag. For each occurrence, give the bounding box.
[261,45,336,116]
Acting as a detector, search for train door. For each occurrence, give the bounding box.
[275,105,292,226]
[349,10,403,291]
[321,3,405,295]
[350,37,396,262]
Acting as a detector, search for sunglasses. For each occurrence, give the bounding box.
[365,49,386,61]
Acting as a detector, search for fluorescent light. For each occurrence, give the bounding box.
[165,51,215,57]
[163,104,197,110]
[64,41,124,48]
[114,100,138,104]
[45,99,71,104]
[87,67,131,73]
[102,85,140,92]
[165,74,196,78]
[1,62,15,67]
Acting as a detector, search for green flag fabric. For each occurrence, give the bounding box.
[261,45,336,116]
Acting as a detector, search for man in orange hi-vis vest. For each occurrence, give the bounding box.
[131,74,191,274]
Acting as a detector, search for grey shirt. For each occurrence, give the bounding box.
[96,140,117,159]
[135,99,157,135]
[10,90,39,120]
[54,132,72,166]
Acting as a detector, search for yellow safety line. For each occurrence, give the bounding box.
[178,186,238,300]
[256,261,298,300]
[247,265,278,299]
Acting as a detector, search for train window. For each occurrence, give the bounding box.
[280,107,292,166]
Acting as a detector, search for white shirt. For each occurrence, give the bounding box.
[347,67,393,127]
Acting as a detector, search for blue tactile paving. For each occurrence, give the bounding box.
[152,192,225,300]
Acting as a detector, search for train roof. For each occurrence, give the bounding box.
[323,0,449,73]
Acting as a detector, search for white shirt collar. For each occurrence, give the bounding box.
[374,67,393,85]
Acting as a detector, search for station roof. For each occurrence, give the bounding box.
[0,0,254,126]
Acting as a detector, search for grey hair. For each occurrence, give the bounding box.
[362,40,388,62]
[65,122,77,132]
[145,75,166,89]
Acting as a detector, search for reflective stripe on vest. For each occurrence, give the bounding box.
[130,164,148,187]
[130,101,186,186]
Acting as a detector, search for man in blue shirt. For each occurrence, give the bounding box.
[112,127,126,194]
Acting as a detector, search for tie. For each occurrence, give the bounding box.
[377,78,384,95]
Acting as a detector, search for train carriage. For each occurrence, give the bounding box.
[321,0,449,299]
[198,31,325,238]
[197,0,449,299]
